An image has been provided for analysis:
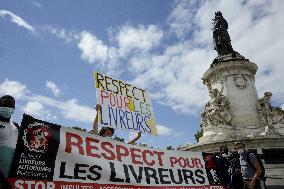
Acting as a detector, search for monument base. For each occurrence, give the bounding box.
[211,51,247,68]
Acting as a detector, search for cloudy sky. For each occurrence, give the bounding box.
[1,0,283,148]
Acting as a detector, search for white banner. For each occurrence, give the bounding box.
[8,115,224,189]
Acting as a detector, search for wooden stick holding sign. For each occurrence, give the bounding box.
[94,71,158,136]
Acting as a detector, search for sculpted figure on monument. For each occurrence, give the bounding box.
[234,74,248,89]
[212,11,234,56]
[257,92,283,135]
[257,92,273,126]
[271,107,284,124]
[201,83,232,129]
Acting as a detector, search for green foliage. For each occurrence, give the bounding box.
[166,145,175,150]
[194,128,203,143]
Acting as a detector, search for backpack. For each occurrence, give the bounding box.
[246,152,266,179]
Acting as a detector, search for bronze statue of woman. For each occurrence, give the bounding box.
[212,11,234,55]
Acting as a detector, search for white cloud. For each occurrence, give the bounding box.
[46,81,61,96]
[0,79,96,124]
[78,31,108,64]
[42,25,79,43]
[115,25,163,57]
[27,95,96,123]
[0,10,35,33]
[23,101,56,120]
[45,24,163,77]
[167,0,199,39]
[0,79,28,99]
[77,25,163,75]
[59,99,95,123]
[157,125,172,136]
[23,101,43,114]
[131,44,213,114]
[40,0,284,116]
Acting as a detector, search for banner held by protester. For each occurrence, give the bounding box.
[7,114,224,189]
[94,71,158,135]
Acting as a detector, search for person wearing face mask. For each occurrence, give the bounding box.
[235,142,266,189]
[93,104,141,144]
[0,95,19,188]
[216,145,233,189]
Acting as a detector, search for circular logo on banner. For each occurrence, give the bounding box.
[22,122,51,153]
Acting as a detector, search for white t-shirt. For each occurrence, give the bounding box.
[0,120,18,148]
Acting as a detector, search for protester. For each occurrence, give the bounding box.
[93,104,141,144]
[203,153,219,184]
[0,95,19,188]
[235,141,266,189]
[229,149,244,189]
[216,145,233,189]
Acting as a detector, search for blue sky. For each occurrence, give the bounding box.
[1,0,284,148]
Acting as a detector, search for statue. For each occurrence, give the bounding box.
[257,92,273,126]
[212,11,234,56]
[201,82,232,129]
[210,11,245,67]
[271,107,284,124]
[257,92,283,136]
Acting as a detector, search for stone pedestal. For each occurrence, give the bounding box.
[182,56,284,188]
[181,12,284,188]
[200,58,270,143]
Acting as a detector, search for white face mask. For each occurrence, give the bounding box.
[238,149,245,155]
[0,107,15,118]
[222,153,229,158]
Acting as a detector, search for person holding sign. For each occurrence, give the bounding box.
[93,104,141,144]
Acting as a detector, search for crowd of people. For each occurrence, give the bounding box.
[207,143,267,189]
[0,95,267,189]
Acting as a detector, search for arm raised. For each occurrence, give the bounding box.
[92,104,101,135]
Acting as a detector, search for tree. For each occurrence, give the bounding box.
[166,145,175,150]
[194,128,203,143]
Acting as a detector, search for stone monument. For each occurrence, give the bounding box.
[181,11,284,187]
